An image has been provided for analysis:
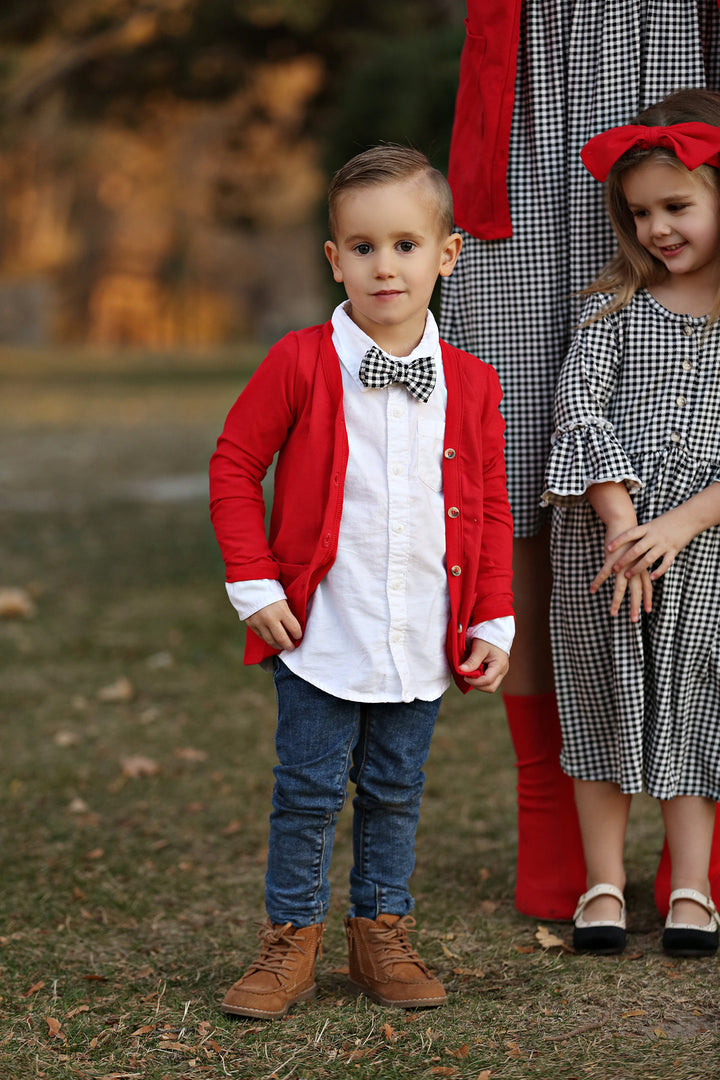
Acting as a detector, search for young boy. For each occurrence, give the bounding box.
[209,145,514,1019]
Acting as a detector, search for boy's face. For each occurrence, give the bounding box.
[324,177,461,355]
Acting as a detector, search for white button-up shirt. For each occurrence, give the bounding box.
[227,303,513,701]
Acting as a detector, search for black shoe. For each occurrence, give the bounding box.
[573,883,626,955]
[662,889,719,957]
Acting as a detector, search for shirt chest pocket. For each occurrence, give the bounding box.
[416,418,445,492]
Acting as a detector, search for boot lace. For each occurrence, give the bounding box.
[246,920,321,977]
[369,916,431,973]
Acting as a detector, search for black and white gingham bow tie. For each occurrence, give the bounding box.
[358,345,437,403]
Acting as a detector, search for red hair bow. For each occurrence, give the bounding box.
[581,121,720,181]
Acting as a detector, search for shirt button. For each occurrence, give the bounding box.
[393,523,404,534]
[670,432,681,443]
[683,324,694,336]
[447,506,460,518]
[392,407,402,418]
[682,360,692,371]
[444,448,456,459]
[676,396,687,407]
[392,464,402,476]
[450,565,462,576]
[391,630,402,643]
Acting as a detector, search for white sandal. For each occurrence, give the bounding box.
[663,888,719,957]
[573,883,626,954]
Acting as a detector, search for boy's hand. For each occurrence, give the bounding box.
[246,599,302,652]
[457,640,509,693]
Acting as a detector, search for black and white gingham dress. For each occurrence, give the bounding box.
[544,291,720,800]
[440,0,720,536]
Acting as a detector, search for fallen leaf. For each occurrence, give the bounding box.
[505,1040,521,1058]
[222,820,242,836]
[131,1024,155,1036]
[68,797,90,814]
[97,677,134,703]
[54,730,80,747]
[654,1027,667,1039]
[65,1005,90,1018]
[174,747,207,762]
[622,1009,646,1017]
[121,755,160,778]
[85,848,104,860]
[513,945,536,954]
[44,1017,66,1042]
[24,981,45,996]
[383,1022,398,1042]
[535,925,570,950]
[446,1043,470,1058]
[440,942,462,960]
[478,1072,492,1080]
[0,587,36,619]
[430,1069,460,1077]
[453,965,485,978]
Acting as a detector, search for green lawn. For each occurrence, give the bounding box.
[1,346,718,1080]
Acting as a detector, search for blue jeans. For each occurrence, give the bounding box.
[264,659,442,927]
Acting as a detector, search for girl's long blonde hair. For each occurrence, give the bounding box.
[584,88,720,324]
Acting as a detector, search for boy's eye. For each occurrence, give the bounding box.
[397,241,416,253]
[353,243,372,255]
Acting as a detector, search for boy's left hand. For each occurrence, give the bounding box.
[457,640,509,693]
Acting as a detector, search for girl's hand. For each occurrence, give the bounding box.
[608,499,714,581]
[591,531,653,622]
[458,640,509,693]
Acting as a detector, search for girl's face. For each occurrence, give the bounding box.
[622,159,720,287]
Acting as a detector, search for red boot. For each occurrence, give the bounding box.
[654,804,720,918]
[504,691,586,920]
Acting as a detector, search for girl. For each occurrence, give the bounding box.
[543,88,720,956]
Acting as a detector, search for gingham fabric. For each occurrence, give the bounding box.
[358,346,437,402]
[440,0,720,536]
[544,291,720,800]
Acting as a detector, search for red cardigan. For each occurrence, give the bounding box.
[447,0,720,239]
[209,322,514,693]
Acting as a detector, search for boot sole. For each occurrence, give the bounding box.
[348,978,446,1009]
[221,983,317,1020]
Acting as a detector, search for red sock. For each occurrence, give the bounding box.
[504,691,586,920]
[654,803,720,918]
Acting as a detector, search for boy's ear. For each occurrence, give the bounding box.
[438,232,463,277]
[324,240,344,282]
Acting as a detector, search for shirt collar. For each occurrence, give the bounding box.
[330,301,440,387]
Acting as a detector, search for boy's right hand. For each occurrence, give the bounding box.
[246,600,302,652]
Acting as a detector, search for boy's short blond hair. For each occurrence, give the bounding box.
[328,144,455,241]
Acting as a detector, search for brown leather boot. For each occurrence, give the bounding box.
[345,913,446,1008]
[221,919,324,1019]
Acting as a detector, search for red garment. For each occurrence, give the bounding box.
[447,0,523,239]
[447,0,720,239]
[209,321,514,693]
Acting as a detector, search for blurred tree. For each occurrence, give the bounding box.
[0,0,465,344]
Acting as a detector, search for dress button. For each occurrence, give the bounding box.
[682,360,692,371]
[444,448,456,459]
[670,432,681,443]
[447,506,460,518]
[450,565,462,576]
[676,396,687,407]
[683,323,694,336]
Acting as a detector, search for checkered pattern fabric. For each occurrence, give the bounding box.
[440,0,720,536]
[358,346,437,403]
[545,291,720,801]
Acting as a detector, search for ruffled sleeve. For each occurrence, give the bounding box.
[542,295,643,507]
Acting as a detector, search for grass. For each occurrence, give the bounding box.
[0,346,718,1080]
